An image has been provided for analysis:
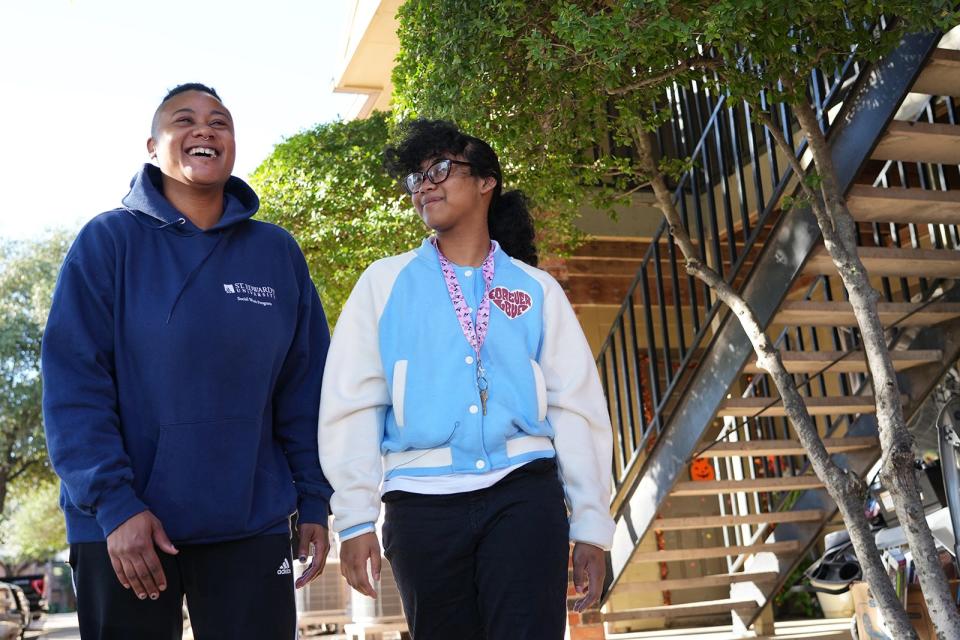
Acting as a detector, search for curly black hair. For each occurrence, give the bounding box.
[383,119,538,266]
[151,83,224,136]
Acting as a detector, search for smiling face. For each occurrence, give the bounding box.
[411,154,496,233]
[147,90,236,190]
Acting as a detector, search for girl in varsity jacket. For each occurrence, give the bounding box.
[318,119,615,640]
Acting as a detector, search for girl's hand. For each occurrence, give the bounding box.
[571,542,606,612]
[340,532,382,598]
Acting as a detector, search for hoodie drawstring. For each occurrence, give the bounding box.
[166,230,230,324]
[155,217,187,229]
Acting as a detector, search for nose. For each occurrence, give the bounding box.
[415,178,437,195]
[193,124,214,140]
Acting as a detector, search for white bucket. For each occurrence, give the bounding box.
[810,576,857,618]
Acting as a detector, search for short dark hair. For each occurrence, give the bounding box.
[383,119,538,266]
[151,83,224,136]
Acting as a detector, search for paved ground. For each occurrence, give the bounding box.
[31,613,79,639]
[30,613,197,640]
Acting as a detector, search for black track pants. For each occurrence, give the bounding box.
[70,532,296,640]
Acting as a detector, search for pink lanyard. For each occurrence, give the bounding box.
[432,237,496,414]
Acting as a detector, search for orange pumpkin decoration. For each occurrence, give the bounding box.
[690,457,716,482]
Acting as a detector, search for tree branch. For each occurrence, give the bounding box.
[631,125,922,640]
[608,57,721,96]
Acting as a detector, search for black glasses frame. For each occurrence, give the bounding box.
[404,158,473,194]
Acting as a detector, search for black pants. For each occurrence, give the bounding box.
[70,533,296,640]
[382,458,570,640]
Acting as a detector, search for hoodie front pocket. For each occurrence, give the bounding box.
[392,360,409,427]
[530,359,548,422]
[141,417,262,541]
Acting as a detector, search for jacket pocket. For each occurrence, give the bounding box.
[530,359,548,422]
[141,417,263,541]
[392,360,409,427]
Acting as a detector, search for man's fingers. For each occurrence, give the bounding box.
[150,521,179,556]
[295,559,322,589]
[314,544,329,576]
[119,557,148,600]
[109,555,130,590]
[142,549,168,593]
[129,556,161,599]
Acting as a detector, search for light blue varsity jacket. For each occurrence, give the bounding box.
[318,239,615,549]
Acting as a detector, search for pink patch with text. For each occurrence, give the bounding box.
[489,287,533,319]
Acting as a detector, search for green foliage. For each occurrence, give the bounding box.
[250,112,424,324]
[391,0,957,227]
[0,479,66,568]
[392,0,646,251]
[0,231,72,514]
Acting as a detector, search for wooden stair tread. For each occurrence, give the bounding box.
[744,349,942,373]
[873,121,960,165]
[602,598,758,622]
[616,571,779,593]
[846,184,960,225]
[672,476,824,496]
[632,540,801,563]
[699,437,878,457]
[774,300,960,327]
[804,245,960,278]
[912,48,960,97]
[654,509,826,530]
[718,396,880,417]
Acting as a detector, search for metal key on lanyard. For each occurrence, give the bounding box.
[477,360,489,416]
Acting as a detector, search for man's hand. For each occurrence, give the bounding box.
[294,522,331,589]
[571,542,606,612]
[106,511,178,601]
[340,532,381,598]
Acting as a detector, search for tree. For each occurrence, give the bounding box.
[0,232,72,516]
[0,479,66,576]
[391,1,959,637]
[250,112,424,324]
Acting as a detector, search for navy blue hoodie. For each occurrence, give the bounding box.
[42,164,333,544]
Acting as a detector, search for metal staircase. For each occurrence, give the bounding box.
[596,28,960,633]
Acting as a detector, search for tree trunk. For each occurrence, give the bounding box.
[792,99,960,640]
[633,128,921,639]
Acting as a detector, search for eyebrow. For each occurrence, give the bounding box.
[169,107,232,120]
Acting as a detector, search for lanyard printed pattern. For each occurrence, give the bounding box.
[432,237,496,415]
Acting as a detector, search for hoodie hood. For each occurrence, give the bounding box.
[121,163,259,232]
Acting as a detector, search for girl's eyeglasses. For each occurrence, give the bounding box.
[404,158,473,194]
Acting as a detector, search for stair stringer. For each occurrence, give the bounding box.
[606,29,942,598]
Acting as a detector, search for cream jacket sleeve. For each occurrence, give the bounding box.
[519,260,616,550]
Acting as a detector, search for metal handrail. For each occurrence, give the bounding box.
[598,55,865,496]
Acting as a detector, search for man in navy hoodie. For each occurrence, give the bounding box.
[41,84,332,640]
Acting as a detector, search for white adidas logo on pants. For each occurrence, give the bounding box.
[277,558,292,575]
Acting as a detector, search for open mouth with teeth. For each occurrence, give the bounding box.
[187,147,219,159]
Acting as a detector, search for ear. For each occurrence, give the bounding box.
[146,137,157,160]
[479,175,497,195]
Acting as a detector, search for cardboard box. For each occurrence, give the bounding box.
[851,581,935,640]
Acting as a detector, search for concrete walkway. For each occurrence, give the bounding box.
[33,613,79,639]
[33,613,197,640]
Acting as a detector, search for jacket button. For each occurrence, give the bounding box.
[469,405,479,414]
[465,355,474,365]
[475,459,486,469]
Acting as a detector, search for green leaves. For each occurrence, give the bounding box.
[250,112,423,325]
[0,480,66,567]
[0,231,72,519]
[389,0,957,245]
